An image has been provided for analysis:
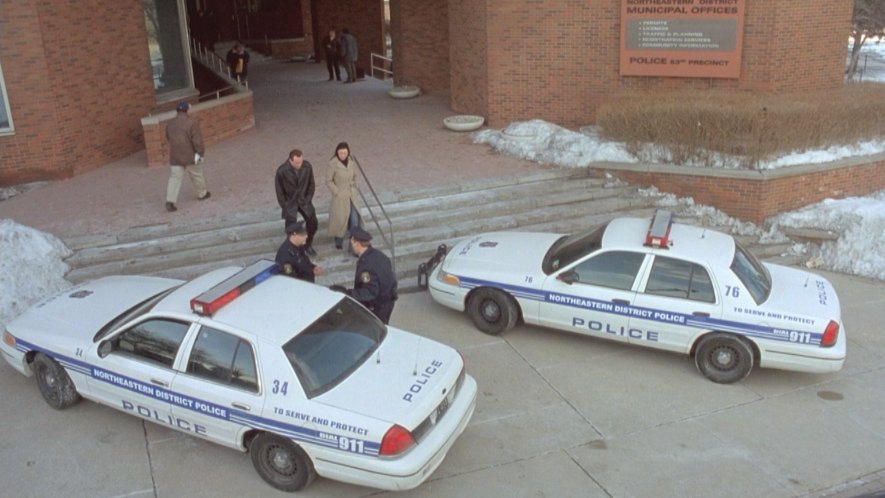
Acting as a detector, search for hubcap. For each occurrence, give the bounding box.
[713,347,735,369]
[481,300,501,322]
[270,447,294,474]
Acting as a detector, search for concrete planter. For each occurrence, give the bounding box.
[443,115,485,131]
[388,86,421,99]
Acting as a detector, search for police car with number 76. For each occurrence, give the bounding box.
[2,260,477,492]
[422,210,846,383]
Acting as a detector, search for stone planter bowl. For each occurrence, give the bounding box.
[388,86,421,99]
[443,115,485,132]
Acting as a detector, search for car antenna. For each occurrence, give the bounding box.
[376,346,382,364]
[804,274,810,288]
[413,338,422,376]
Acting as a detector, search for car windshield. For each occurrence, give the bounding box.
[542,222,608,274]
[730,241,772,304]
[282,298,386,399]
[93,286,181,342]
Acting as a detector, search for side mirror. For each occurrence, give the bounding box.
[557,270,578,285]
[98,340,113,358]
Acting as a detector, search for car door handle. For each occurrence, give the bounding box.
[231,402,251,412]
[150,378,169,387]
[693,311,710,317]
[612,299,630,305]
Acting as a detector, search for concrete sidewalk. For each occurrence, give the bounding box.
[0,269,882,497]
[0,61,538,239]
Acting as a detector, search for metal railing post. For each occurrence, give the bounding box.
[351,154,396,274]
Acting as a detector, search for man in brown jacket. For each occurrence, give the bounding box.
[165,101,211,212]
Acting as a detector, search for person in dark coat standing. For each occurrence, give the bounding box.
[226,42,250,83]
[275,149,318,256]
[321,29,342,81]
[344,227,397,324]
[165,100,210,212]
[275,221,322,283]
[340,28,359,83]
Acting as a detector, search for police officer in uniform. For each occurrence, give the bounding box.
[344,227,397,323]
[275,221,323,283]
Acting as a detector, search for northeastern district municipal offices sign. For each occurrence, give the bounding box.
[620,0,745,78]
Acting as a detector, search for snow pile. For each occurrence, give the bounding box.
[773,191,885,281]
[0,219,72,329]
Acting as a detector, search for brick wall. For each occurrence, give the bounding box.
[389,0,449,94]
[143,93,255,167]
[593,157,885,224]
[396,0,853,127]
[313,0,384,74]
[0,0,155,185]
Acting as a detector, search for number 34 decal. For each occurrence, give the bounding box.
[272,380,289,396]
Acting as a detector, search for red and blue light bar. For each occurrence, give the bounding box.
[190,260,279,316]
[645,209,674,248]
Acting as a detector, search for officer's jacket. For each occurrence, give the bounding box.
[350,247,397,306]
[275,239,316,283]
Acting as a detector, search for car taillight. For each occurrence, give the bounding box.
[379,424,415,456]
[820,320,839,347]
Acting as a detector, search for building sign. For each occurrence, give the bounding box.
[620,0,746,78]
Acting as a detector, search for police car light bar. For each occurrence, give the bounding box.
[190,260,279,316]
[645,209,674,248]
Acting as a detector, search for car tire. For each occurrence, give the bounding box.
[694,333,754,384]
[33,353,81,410]
[467,288,518,335]
[250,433,316,492]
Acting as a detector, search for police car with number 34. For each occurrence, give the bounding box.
[423,210,846,383]
[1,260,477,492]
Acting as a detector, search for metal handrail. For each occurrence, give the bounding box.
[370,53,393,80]
[350,153,395,274]
[191,39,249,89]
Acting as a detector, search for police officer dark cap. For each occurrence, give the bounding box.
[286,220,307,235]
[350,227,372,242]
[176,100,190,111]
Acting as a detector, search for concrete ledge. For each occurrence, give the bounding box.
[591,155,885,224]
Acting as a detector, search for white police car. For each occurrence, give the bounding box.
[1,260,477,492]
[425,210,846,383]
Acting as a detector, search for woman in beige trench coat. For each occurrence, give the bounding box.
[326,142,362,249]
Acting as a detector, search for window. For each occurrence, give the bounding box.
[645,256,716,303]
[187,326,258,392]
[731,241,771,304]
[544,222,609,274]
[0,60,13,133]
[143,0,192,95]
[114,319,190,368]
[283,298,386,398]
[571,251,645,291]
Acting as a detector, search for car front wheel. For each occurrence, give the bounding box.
[694,333,754,384]
[250,433,316,492]
[33,353,81,409]
[467,288,518,335]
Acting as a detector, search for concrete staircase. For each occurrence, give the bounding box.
[61,168,798,291]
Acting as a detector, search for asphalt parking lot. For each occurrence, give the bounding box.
[1,269,883,498]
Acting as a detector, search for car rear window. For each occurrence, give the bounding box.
[730,241,771,304]
[282,298,386,398]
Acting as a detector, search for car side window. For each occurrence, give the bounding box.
[115,319,190,368]
[572,251,645,291]
[187,326,258,392]
[644,256,716,303]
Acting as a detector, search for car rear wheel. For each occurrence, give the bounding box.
[250,433,315,492]
[33,353,81,409]
[694,333,754,384]
[467,288,518,335]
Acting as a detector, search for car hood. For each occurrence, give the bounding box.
[317,328,464,430]
[762,263,842,328]
[8,276,183,343]
[442,231,563,276]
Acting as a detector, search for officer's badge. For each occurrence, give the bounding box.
[360,271,371,284]
[283,263,294,275]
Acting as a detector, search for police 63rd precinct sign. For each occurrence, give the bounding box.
[620,0,745,78]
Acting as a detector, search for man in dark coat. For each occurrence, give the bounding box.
[345,227,397,324]
[165,100,211,212]
[275,149,318,256]
[340,28,359,83]
[275,221,322,283]
[321,29,342,81]
[226,42,250,83]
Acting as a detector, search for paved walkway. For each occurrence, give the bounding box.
[0,61,539,239]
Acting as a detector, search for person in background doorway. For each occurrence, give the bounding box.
[340,28,359,83]
[275,149,318,256]
[226,42,250,83]
[326,142,362,250]
[322,29,342,81]
[165,100,210,212]
[275,220,323,283]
